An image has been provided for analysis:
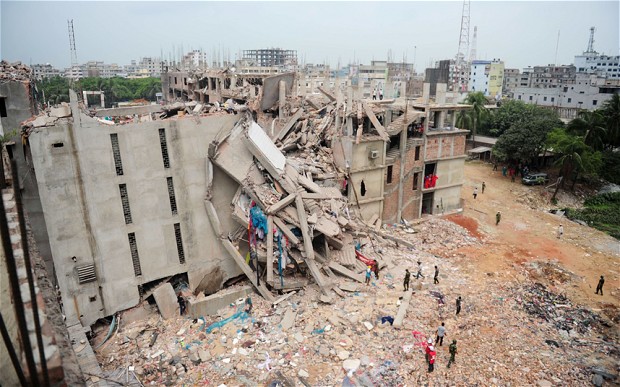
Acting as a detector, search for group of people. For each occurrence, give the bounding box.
[494,162,530,183]
[424,174,439,189]
[365,259,380,285]
[402,262,462,372]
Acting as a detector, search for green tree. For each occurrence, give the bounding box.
[493,115,561,164]
[567,110,606,151]
[463,92,489,148]
[600,93,620,149]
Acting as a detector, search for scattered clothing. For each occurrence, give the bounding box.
[596,276,604,295]
[381,316,394,325]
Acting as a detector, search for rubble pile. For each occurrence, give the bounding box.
[0,60,32,81]
[407,217,481,252]
[514,282,606,334]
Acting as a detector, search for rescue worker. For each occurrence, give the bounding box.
[496,211,501,226]
[434,265,439,284]
[482,181,486,194]
[595,275,604,295]
[447,340,458,368]
[456,296,462,315]
[403,269,411,291]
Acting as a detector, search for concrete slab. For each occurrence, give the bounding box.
[280,308,297,331]
[393,289,413,327]
[245,122,286,174]
[187,285,253,318]
[152,283,179,320]
[50,105,71,118]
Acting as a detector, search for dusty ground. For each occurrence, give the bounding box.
[92,161,619,387]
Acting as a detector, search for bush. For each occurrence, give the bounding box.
[566,192,620,239]
[600,151,620,184]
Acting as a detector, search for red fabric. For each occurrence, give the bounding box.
[429,350,436,364]
[431,175,438,187]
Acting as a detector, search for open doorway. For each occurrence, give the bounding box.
[421,192,434,215]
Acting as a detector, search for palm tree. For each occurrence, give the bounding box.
[551,136,585,200]
[601,93,620,149]
[464,92,488,148]
[567,110,606,150]
[455,109,471,130]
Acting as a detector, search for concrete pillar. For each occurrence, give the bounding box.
[300,73,307,96]
[400,82,407,99]
[83,91,89,107]
[396,117,408,222]
[278,80,286,120]
[438,111,446,129]
[422,83,431,104]
[100,93,105,108]
[436,83,447,105]
[451,110,457,128]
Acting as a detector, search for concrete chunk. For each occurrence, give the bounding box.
[393,289,413,327]
[281,308,297,331]
[152,283,179,319]
[187,285,253,318]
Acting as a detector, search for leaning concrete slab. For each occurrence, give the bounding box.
[244,121,286,177]
[327,262,365,283]
[187,285,253,318]
[393,289,413,327]
[152,283,179,320]
[280,308,297,331]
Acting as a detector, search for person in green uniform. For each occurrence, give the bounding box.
[447,340,458,368]
[496,211,501,225]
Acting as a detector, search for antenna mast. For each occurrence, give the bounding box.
[586,26,596,53]
[454,0,471,92]
[469,26,477,62]
[68,19,79,81]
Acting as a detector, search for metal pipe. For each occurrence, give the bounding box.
[0,312,28,386]
[11,159,50,386]
[0,182,39,385]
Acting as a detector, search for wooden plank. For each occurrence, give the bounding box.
[327,261,365,283]
[273,217,300,245]
[363,102,389,142]
[393,289,413,327]
[276,109,304,141]
[266,216,274,283]
[266,194,295,215]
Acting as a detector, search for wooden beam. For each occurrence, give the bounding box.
[266,194,295,215]
[266,215,274,284]
[273,217,300,245]
[363,102,389,142]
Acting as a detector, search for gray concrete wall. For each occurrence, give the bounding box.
[29,98,244,326]
[187,285,253,318]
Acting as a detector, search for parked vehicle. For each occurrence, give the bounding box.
[522,173,549,186]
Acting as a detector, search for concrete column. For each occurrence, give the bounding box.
[396,120,407,222]
[300,73,307,96]
[422,83,431,104]
[438,111,446,129]
[278,80,286,120]
[451,110,457,128]
[100,93,105,108]
[83,91,89,107]
[436,83,447,105]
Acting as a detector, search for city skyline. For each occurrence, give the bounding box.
[1,1,618,72]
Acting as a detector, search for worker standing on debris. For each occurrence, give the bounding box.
[557,224,564,239]
[428,345,436,373]
[425,338,433,362]
[447,340,458,368]
[177,295,186,316]
[473,187,478,199]
[373,259,380,280]
[482,181,486,194]
[436,322,446,346]
[365,266,372,285]
[595,275,605,295]
[416,261,424,279]
[403,269,411,291]
[456,296,462,315]
[434,265,439,284]
[496,211,501,226]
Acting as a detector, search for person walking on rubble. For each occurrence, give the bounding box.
[428,345,436,373]
[482,181,486,194]
[365,266,372,285]
[473,187,478,199]
[373,259,380,280]
[436,322,446,346]
[403,269,411,291]
[456,296,462,315]
[416,261,424,279]
[447,340,458,368]
[557,224,564,239]
[496,211,501,226]
[434,265,439,284]
[595,275,605,295]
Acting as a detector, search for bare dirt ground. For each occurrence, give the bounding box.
[458,161,618,309]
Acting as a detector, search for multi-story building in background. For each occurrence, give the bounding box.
[503,68,520,97]
[574,53,620,78]
[32,63,63,80]
[468,59,504,98]
[242,48,298,69]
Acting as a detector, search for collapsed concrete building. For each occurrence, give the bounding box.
[15,60,471,332]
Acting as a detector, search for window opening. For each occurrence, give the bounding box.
[360,180,366,196]
[159,128,170,168]
[167,177,178,215]
[119,184,132,224]
[110,133,123,175]
[174,223,185,264]
[128,233,142,276]
[386,166,393,184]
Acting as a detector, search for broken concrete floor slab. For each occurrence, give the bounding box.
[152,282,179,320]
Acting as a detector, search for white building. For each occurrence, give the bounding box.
[574,53,620,78]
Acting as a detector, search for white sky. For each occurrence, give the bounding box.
[1,1,618,72]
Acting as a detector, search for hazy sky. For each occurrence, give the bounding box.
[1,1,618,71]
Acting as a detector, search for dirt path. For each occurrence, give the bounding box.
[452,160,618,317]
